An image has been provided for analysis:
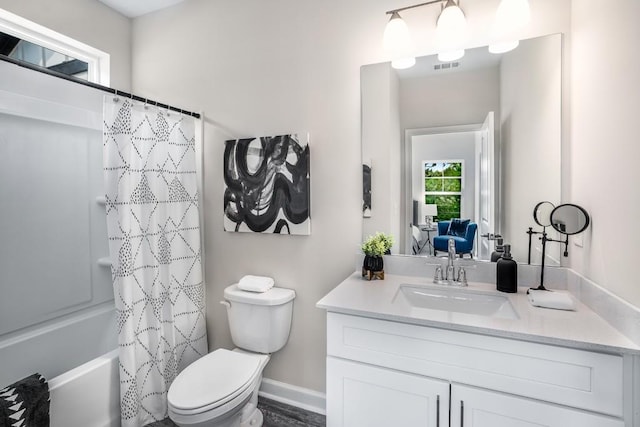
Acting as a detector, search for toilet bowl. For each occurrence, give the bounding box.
[168,349,269,427]
[168,284,295,427]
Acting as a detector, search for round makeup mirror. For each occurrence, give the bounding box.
[533,201,555,227]
[550,204,590,235]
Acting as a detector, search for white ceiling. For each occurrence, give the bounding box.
[98,0,185,18]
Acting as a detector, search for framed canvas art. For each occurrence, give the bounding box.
[363,159,372,218]
[223,134,310,235]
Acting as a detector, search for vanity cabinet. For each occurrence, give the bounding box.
[450,385,623,427]
[327,357,449,427]
[326,312,627,427]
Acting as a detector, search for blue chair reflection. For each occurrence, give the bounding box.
[433,220,477,258]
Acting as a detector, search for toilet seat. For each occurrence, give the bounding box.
[168,349,268,419]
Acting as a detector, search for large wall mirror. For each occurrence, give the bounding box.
[361,33,562,264]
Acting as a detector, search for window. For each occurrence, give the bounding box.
[0,8,109,85]
[0,31,89,80]
[424,161,463,221]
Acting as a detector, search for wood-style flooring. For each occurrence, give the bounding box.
[145,396,326,427]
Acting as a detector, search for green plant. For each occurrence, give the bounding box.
[361,232,394,257]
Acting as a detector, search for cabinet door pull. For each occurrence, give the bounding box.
[460,400,464,427]
[436,395,440,427]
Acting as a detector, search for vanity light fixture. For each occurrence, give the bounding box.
[435,0,467,62]
[383,11,416,69]
[383,0,531,67]
[488,0,531,54]
[383,0,467,69]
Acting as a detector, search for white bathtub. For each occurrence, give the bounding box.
[0,304,120,426]
[49,349,120,427]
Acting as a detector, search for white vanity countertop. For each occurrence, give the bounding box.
[317,272,640,355]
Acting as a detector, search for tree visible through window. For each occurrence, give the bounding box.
[424,161,463,222]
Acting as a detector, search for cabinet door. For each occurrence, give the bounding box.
[327,356,449,427]
[450,384,624,427]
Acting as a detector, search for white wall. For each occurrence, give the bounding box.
[0,0,131,90]
[500,34,562,264]
[130,0,578,393]
[570,0,640,308]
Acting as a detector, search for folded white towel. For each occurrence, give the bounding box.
[237,275,275,293]
[527,289,576,311]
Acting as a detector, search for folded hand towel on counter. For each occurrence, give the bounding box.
[527,289,576,311]
[238,275,275,292]
[0,373,49,427]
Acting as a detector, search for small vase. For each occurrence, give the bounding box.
[363,255,383,271]
[362,255,384,280]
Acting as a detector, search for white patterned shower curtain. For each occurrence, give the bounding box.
[103,97,207,427]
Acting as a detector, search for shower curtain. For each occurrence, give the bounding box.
[103,97,207,427]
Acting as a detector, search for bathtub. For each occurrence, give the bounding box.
[0,304,120,426]
[49,349,120,427]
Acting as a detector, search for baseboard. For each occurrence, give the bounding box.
[259,378,326,415]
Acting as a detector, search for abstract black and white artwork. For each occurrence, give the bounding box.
[363,159,372,218]
[224,134,310,235]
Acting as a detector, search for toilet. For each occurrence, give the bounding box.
[168,284,296,427]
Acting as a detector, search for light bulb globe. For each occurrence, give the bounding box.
[488,40,519,54]
[437,2,467,37]
[438,49,465,62]
[392,57,417,69]
[383,13,412,53]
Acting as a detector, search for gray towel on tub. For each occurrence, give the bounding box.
[0,373,49,427]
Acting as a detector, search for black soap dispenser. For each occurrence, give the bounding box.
[496,244,518,293]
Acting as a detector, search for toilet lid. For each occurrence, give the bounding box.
[168,349,264,411]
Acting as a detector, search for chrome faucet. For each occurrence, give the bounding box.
[433,238,468,286]
[447,238,456,279]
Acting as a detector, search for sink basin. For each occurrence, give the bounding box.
[394,285,519,319]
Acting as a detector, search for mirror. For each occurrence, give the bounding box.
[361,34,562,264]
[550,204,590,235]
[533,201,555,227]
[529,203,589,291]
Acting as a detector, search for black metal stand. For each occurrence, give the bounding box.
[529,231,570,292]
[528,202,590,293]
[532,231,549,291]
[526,227,546,265]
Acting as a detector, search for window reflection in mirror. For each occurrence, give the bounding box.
[424,161,463,221]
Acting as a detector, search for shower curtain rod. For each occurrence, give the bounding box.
[0,54,201,119]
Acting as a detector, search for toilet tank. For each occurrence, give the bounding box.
[223,284,296,354]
